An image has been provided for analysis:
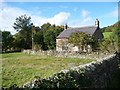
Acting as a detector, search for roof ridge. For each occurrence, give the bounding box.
[68,25,97,29]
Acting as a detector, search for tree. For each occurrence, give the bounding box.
[41,23,51,31]
[12,33,25,51]
[44,30,56,50]
[13,14,33,49]
[2,31,14,52]
[38,23,64,50]
[68,32,94,52]
[33,30,44,50]
[43,24,64,50]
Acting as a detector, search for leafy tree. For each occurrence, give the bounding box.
[43,24,64,50]
[101,27,107,33]
[101,21,120,33]
[41,23,51,31]
[13,20,64,51]
[12,33,25,50]
[44,30,56,50]
[2,31,14,52]
[37,23,64,50]
[13,14,33,49]
[68,32,95,52]
[33,30,44,50]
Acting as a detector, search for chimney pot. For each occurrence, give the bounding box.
[95,19,99,27]
[64,24,68,30]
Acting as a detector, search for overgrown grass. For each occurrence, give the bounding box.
[1,52,94,88]
[103,32,113,39]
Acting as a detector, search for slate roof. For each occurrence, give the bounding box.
[57,26,98,39]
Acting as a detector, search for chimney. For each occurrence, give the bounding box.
[95,19,99,27]
[64,24,68,30]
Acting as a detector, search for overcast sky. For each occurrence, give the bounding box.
[0,0,119,34]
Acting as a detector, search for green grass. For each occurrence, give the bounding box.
[103,32,113,39]
[1,52,94,88]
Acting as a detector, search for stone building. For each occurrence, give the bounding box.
[56,19,104,52]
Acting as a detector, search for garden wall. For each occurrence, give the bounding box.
[22,54,119,89]
[22,49,114,60]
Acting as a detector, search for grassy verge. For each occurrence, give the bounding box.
[1,52,94,88]
[103,32,113,39]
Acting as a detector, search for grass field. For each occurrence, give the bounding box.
[1,52,94,88]
[103,32,113,39]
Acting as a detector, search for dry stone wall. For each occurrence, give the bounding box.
[22,50,114,60]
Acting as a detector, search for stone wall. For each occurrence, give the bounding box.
[56,38,68,51]
[22,49,115,60]
[22,54,119,88]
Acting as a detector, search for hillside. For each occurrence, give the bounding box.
[101,21,120,38]
[101,21,120,32]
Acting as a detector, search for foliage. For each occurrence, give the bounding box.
[101,21,120,33]
[41,23,51,31]
[39,23,64,50]
[68,32,95,52]
[44,30,56,50]
[100,21,120,53]
[2,14,63,51]
[100,27,107,33]
[99,38,111,52]
[13,14,33,49]
[13,33,26,50]
[41,23,63,50]
[33,30,44,50]
[2,31,14,52]
[99,31,118,53]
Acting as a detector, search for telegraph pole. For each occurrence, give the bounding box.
[32,25,35,50]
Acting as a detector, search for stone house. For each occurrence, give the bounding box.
[56,19,104,52]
